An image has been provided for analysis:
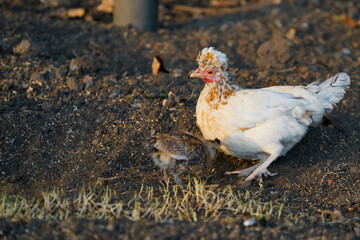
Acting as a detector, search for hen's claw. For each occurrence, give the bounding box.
[245,169,277,182]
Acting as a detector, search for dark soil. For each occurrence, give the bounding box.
[1,0,360,239]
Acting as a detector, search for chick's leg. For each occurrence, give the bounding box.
[170,170,185,186]
[245,146,282,182]
[163,170,170,183]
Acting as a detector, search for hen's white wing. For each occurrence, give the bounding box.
[218,89,313,129]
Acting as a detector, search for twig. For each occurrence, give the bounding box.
[173,2,279,16]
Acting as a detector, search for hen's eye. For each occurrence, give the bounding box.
[207,70,213,74]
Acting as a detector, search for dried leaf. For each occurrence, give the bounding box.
[345,17,357,29]
[152,55,169,75]
[67,8,86,18]
[332,14,359,28]
[96,0,114,13]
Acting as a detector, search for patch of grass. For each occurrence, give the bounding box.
[0,178,285,222]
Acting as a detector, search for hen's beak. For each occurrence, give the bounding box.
[190,68,202,78]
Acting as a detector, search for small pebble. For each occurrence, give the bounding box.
[13,40,32,55]
[342,48,351,56]
[243,218,257,227]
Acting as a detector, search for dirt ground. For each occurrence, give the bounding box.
[0,0,360,239]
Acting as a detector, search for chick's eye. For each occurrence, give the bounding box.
[207,70,213,74]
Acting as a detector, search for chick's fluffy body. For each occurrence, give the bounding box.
[151,132,219,185]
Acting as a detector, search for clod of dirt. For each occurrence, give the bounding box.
[350,167,360,179]
[13,40,36,55]
[41,0,71,7]
[66,77,83,90]
[162,91,179,108]
[50,7,67,19]
[354,223,360,237]
[0,79,14,91]
[41,102,53,112]
[152,55,169,75]
[69,56,97,75]
[171,68,184,77]
[318,210,346,222]
[83,75,93,88]
[256,33,295,69]
[30,70,53,87]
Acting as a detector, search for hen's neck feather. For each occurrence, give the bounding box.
[201,70,240,109]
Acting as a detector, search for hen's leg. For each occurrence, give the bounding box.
[245,146,282,182]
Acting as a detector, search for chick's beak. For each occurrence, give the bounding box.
[190,68,202,78]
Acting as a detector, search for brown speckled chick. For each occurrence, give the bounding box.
[151,132,220,186]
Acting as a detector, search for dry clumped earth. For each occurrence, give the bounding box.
[0,0,360,239]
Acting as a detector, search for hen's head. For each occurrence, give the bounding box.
[190,47,228,83]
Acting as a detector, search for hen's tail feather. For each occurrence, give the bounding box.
[307,73,350,112]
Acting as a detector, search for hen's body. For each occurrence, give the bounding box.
[192,47,350,181]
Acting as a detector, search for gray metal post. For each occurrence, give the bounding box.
[113,0,158,31]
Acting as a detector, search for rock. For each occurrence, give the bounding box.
[66,77,83,90]
[243,218,257,227]
[256,34,296,69]
[342,48,351,56]
[30,69,54,86]
[13,40,35,55]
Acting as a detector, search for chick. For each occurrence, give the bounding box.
[151,131,220,185]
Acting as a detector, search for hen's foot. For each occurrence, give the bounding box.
[245,168,277,182]
[225,163,261,177]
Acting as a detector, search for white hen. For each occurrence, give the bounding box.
[190,47,350,182]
